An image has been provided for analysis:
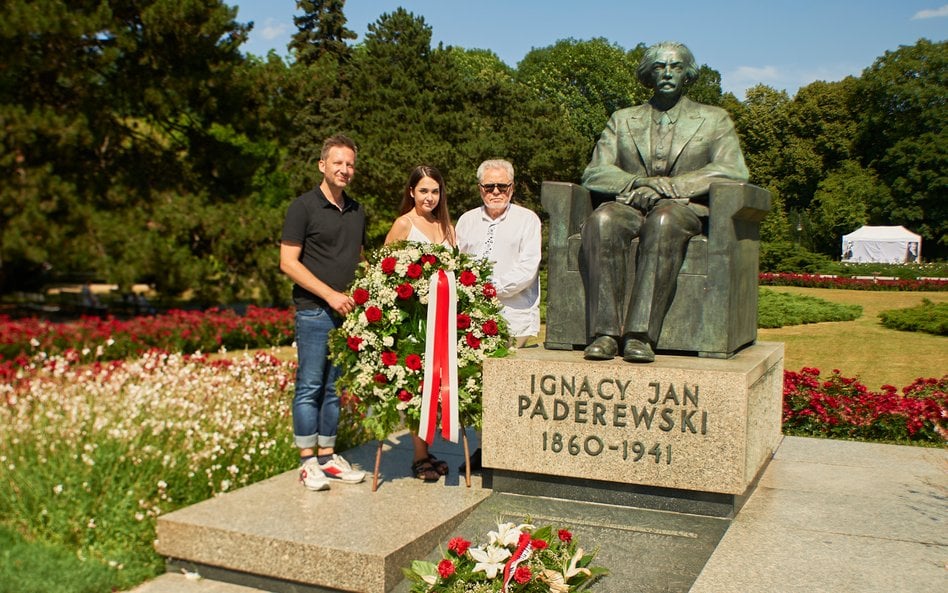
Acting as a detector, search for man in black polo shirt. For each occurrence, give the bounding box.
[280,134,366,490]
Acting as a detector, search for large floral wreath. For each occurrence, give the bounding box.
[329,241,510,441]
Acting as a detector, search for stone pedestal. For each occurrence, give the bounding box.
[481,342,784,513]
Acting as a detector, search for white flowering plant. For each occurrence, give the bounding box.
[329,241,510,441]
[403,520,608,592]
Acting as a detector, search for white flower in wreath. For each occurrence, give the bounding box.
[488,521,535,547]
[468,544,511,579]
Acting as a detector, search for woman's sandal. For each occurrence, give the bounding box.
[411,458,441,482]
[427,454,449,476]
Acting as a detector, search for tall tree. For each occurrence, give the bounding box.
[0,0,275,298]
[289,0,356,65]
[344,9,453,241]
[516,38,645,144]
[807,160,881,255]
[856,39,947,257]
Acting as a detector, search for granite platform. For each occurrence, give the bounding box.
[143,435,947,593]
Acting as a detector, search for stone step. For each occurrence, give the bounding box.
[156,430,490,593]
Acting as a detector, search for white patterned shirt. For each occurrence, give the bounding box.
[456,203,541,337]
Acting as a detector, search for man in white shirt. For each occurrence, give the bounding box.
[457,159,542,348]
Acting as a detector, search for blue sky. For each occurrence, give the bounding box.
[232,1,947,98]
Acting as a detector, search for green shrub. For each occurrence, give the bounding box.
[760,241,836,273]
[879,299,948,335]
[758,288,862,328]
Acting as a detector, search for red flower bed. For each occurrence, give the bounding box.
[760,273,948,291]
[783,367,946,442]
[0,306,295,363]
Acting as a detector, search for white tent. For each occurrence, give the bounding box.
[841,225,922,263]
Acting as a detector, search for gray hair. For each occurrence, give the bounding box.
[636,41,699,88]
[476,159,515,183]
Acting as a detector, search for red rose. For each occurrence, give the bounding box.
[465,333,481,349]
[406,263,423,279]
[346,336,363,351]
[405,353,422,371]
[482,282,497,298]
[381,351,398,367]
[557,529,572,543]
[447,537,471,556]
[459,270,477,286]
[397,389,412,402]
[373,373,387,384]
[352,287,370,305]
[513,565,532,584]
[365,306,383,323]
[396,282,414,300]
[481,319,498,336]
[531,538,548,550]
[420,254,438,266]
[456,313,471,329]
[380,257,397,274]
[437,559,455,579]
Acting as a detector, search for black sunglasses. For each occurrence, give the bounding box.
[479,183,512,193]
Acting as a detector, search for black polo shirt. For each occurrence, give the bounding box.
[281,186,366,310]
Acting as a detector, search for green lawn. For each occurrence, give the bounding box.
[758,287,948,390]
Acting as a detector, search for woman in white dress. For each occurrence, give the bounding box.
[385,165,456,247]
[384,165,456,481]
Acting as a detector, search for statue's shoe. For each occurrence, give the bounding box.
[583,335,619,360]
[622,338,655,363]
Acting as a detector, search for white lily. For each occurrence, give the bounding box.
[468,544,512,578]
[488,521,535,547]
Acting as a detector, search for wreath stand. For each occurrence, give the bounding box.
[370,429,473,492]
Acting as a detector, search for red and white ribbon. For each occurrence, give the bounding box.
[502,535,533,592]
[419,269,459,444]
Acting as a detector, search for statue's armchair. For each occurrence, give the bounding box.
[541,181,771,358]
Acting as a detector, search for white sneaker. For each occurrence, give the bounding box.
[318,454,366,484]
[299,458,330,491]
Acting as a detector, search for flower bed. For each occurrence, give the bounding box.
[783,368,947,442]
[759,272,948,291]
[0,349,301,587]
[403,521,607,592]
[0,306,294,363]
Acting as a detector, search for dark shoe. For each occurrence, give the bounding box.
[622,337,655,363]
[427,454,449,476]
[459,448,482,473]
[584,335,619,360]
[411,458,441,482]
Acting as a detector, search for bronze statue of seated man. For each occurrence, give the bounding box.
[579,41,749,363]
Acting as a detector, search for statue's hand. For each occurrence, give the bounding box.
[635,176,680,199]
[618,187,661,213]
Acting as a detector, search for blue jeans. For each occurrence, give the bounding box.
[293,307,343,450]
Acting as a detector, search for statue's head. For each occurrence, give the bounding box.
[636,41,699,96]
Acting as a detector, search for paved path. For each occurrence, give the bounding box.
[132,436,947,593]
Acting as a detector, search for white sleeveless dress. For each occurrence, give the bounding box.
[407,221,452,247]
